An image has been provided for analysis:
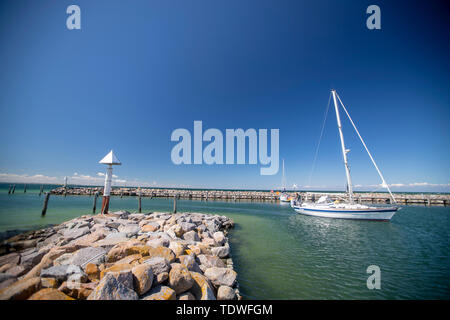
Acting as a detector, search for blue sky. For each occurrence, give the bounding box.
[0,0,449,191]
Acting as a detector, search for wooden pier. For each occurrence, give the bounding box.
[49,187,450,206]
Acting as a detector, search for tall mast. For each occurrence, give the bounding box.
[281,159,286,191]
[332,90,354,203]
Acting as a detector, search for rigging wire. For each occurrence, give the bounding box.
[308,93,332,187]
[335,92,397,204]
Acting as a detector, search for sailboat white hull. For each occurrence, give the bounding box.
[292,203,398,221]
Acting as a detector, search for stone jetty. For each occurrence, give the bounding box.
[50,187,450,206]
[0,211,239,300]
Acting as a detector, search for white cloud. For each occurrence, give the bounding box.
[0,172,136,187]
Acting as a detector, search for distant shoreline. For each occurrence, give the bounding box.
[1,182,449,195]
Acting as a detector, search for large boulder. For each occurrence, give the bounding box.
[145,246,176,263]
[211,245,230,259]
[190,272,216,300]
[141,256,170,275]
[118,224,140,238]
[217,285,236,300]
[40,264,87,283]
[146,238,169,248]
[182,230,200,242]
[178,255,202,273]
[70,247,107,267]
[142,285,176,300]
[168,242,185,258]
[141,222,159,233]
[85,263,100,281]
[0,252,20,266]
[62,226,90,241]
[88,270,138,300]
[106,242,150,263]
[20,250,46,270]
[196,254,226,270]
[204,267,237,287]
[168,263,194,294]
[213,232,226,246]
[100,263,132,279]
[0,274,17,290]
[28,288,75,300]
[0,277,41,300]
[131,264,154,296]
[179,222,196,234]
[166,225,183,239]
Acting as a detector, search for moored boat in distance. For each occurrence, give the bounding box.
[292,89,400,221]
[279,159,291,202]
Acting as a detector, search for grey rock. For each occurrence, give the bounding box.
[179,222,196,233]
[118,224,140,237]
[62,226,90,241]
[217,285,237,300]
[211,245,230,258]
[213,231,226,246]
[88,271,138,300]
[178,255,202,273]
[196,254,226,269]
[182,230,200,242]
[146,238,170,248]
[204,267,237,287]
[168,263,194,294]
[0,273,17,284]
[141,285,176,300]
[20,250,46,269]
[70,247,106,266]
[142,256,170,275]
[40,264,86,282]
[204,220,219,233]
[5,265,27,277]
[0,252,20,266]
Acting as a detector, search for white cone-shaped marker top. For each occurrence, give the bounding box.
[99,150,121,165]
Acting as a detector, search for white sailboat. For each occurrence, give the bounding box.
[279,159,291,202]
[291,90,399,221]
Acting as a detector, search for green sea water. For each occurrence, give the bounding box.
[0,184,449,299]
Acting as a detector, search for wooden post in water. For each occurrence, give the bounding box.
[173,195,177,213]
[93,192,98,214]
[24,184,27,193]
[8,185,12,194]
[41,193,50,216]
[138,190,142,213]
[39,185,43,196]
[12,185,15,194]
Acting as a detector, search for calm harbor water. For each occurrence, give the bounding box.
[0,184,449,299]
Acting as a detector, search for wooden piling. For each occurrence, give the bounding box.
[24,184,27,193]
[8,185,12,194]
[173,195,177,213]
[41,193,50,216]
[12,185,15,194]
[138,192,142,213]
[93,192,98,214]
[39,185,43,196]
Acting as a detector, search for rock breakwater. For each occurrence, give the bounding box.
[0,211,239,300]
